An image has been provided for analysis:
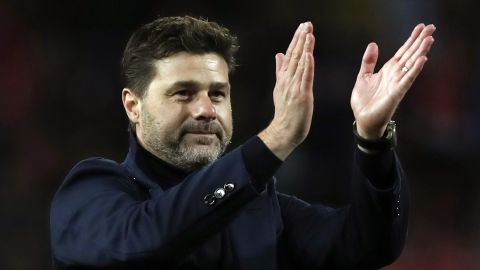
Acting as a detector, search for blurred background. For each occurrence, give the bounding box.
[1,0,479,269]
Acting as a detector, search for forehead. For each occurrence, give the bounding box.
[151,52,230,86]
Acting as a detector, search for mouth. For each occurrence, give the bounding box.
[184,130,220,137]
[183,132,219,145]
[184,132,217,137]
[180,122,224,142]
[183,129,222,139]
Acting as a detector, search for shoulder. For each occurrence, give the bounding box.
[67,157,124,177]
[61,157,133,186]
[55,157,136,199]
[51,157,143,236]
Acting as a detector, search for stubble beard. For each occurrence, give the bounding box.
[140,110,232,172]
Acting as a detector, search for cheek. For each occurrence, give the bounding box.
[158,110,186,132]
[143,103,184,133]
[216,104,233,130]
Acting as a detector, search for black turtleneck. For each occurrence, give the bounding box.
[129,132,187,189]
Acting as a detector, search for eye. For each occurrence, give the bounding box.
[173,89,192,100]
[210,90,226,101]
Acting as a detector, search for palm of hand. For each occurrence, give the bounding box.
[351,24,435,139]
[351,59,403,138]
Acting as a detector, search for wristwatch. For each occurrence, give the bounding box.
[353,120,397,152]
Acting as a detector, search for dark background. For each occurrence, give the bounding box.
[1,0,479,269]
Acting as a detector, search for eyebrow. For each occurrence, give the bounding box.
[166,80,230,93]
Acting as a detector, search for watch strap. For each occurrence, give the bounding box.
[353,120,397,152]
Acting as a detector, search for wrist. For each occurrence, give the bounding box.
[353,121,397,154]
[258,126,296,161]
[355,123,386,140]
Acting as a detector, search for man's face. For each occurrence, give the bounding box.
[135,52,233,171]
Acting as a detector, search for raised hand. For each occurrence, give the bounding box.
[351,24,436,139]
[259,22,315,160]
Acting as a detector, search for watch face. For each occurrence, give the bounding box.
[386,129,393,140]
[386,121,397,147]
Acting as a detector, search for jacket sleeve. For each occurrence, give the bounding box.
[278,151,409,269]
[50,138,280,268]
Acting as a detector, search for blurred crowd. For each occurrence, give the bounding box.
[0,0,478,269]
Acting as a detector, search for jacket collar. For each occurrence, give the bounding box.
[122,130,189,190]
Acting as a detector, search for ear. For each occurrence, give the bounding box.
[122,88,141,126]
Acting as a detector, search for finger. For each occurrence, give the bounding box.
[282,23,304,70]
[293,33,315,86]
[393,23,425,60]
[358,42,379,77]
[300,52,315,94]
[303,21,314,34]
[398,24,436,67]
[403,36,434,70]
[292,49,306,87]
[275,53,284,77]
[284,32,306,76]
[305,32,315,54]
[399,56,428,91]
[285,26,308,75]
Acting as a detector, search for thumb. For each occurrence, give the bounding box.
[358,42,378,77]
[275,53,284,77]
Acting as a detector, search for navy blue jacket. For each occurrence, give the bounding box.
[50,134,408,269]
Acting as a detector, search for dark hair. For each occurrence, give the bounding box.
[121,16,239,98]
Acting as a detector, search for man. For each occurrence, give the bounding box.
[50,16,435,269]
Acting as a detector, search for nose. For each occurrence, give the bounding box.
[190,94,216,121]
